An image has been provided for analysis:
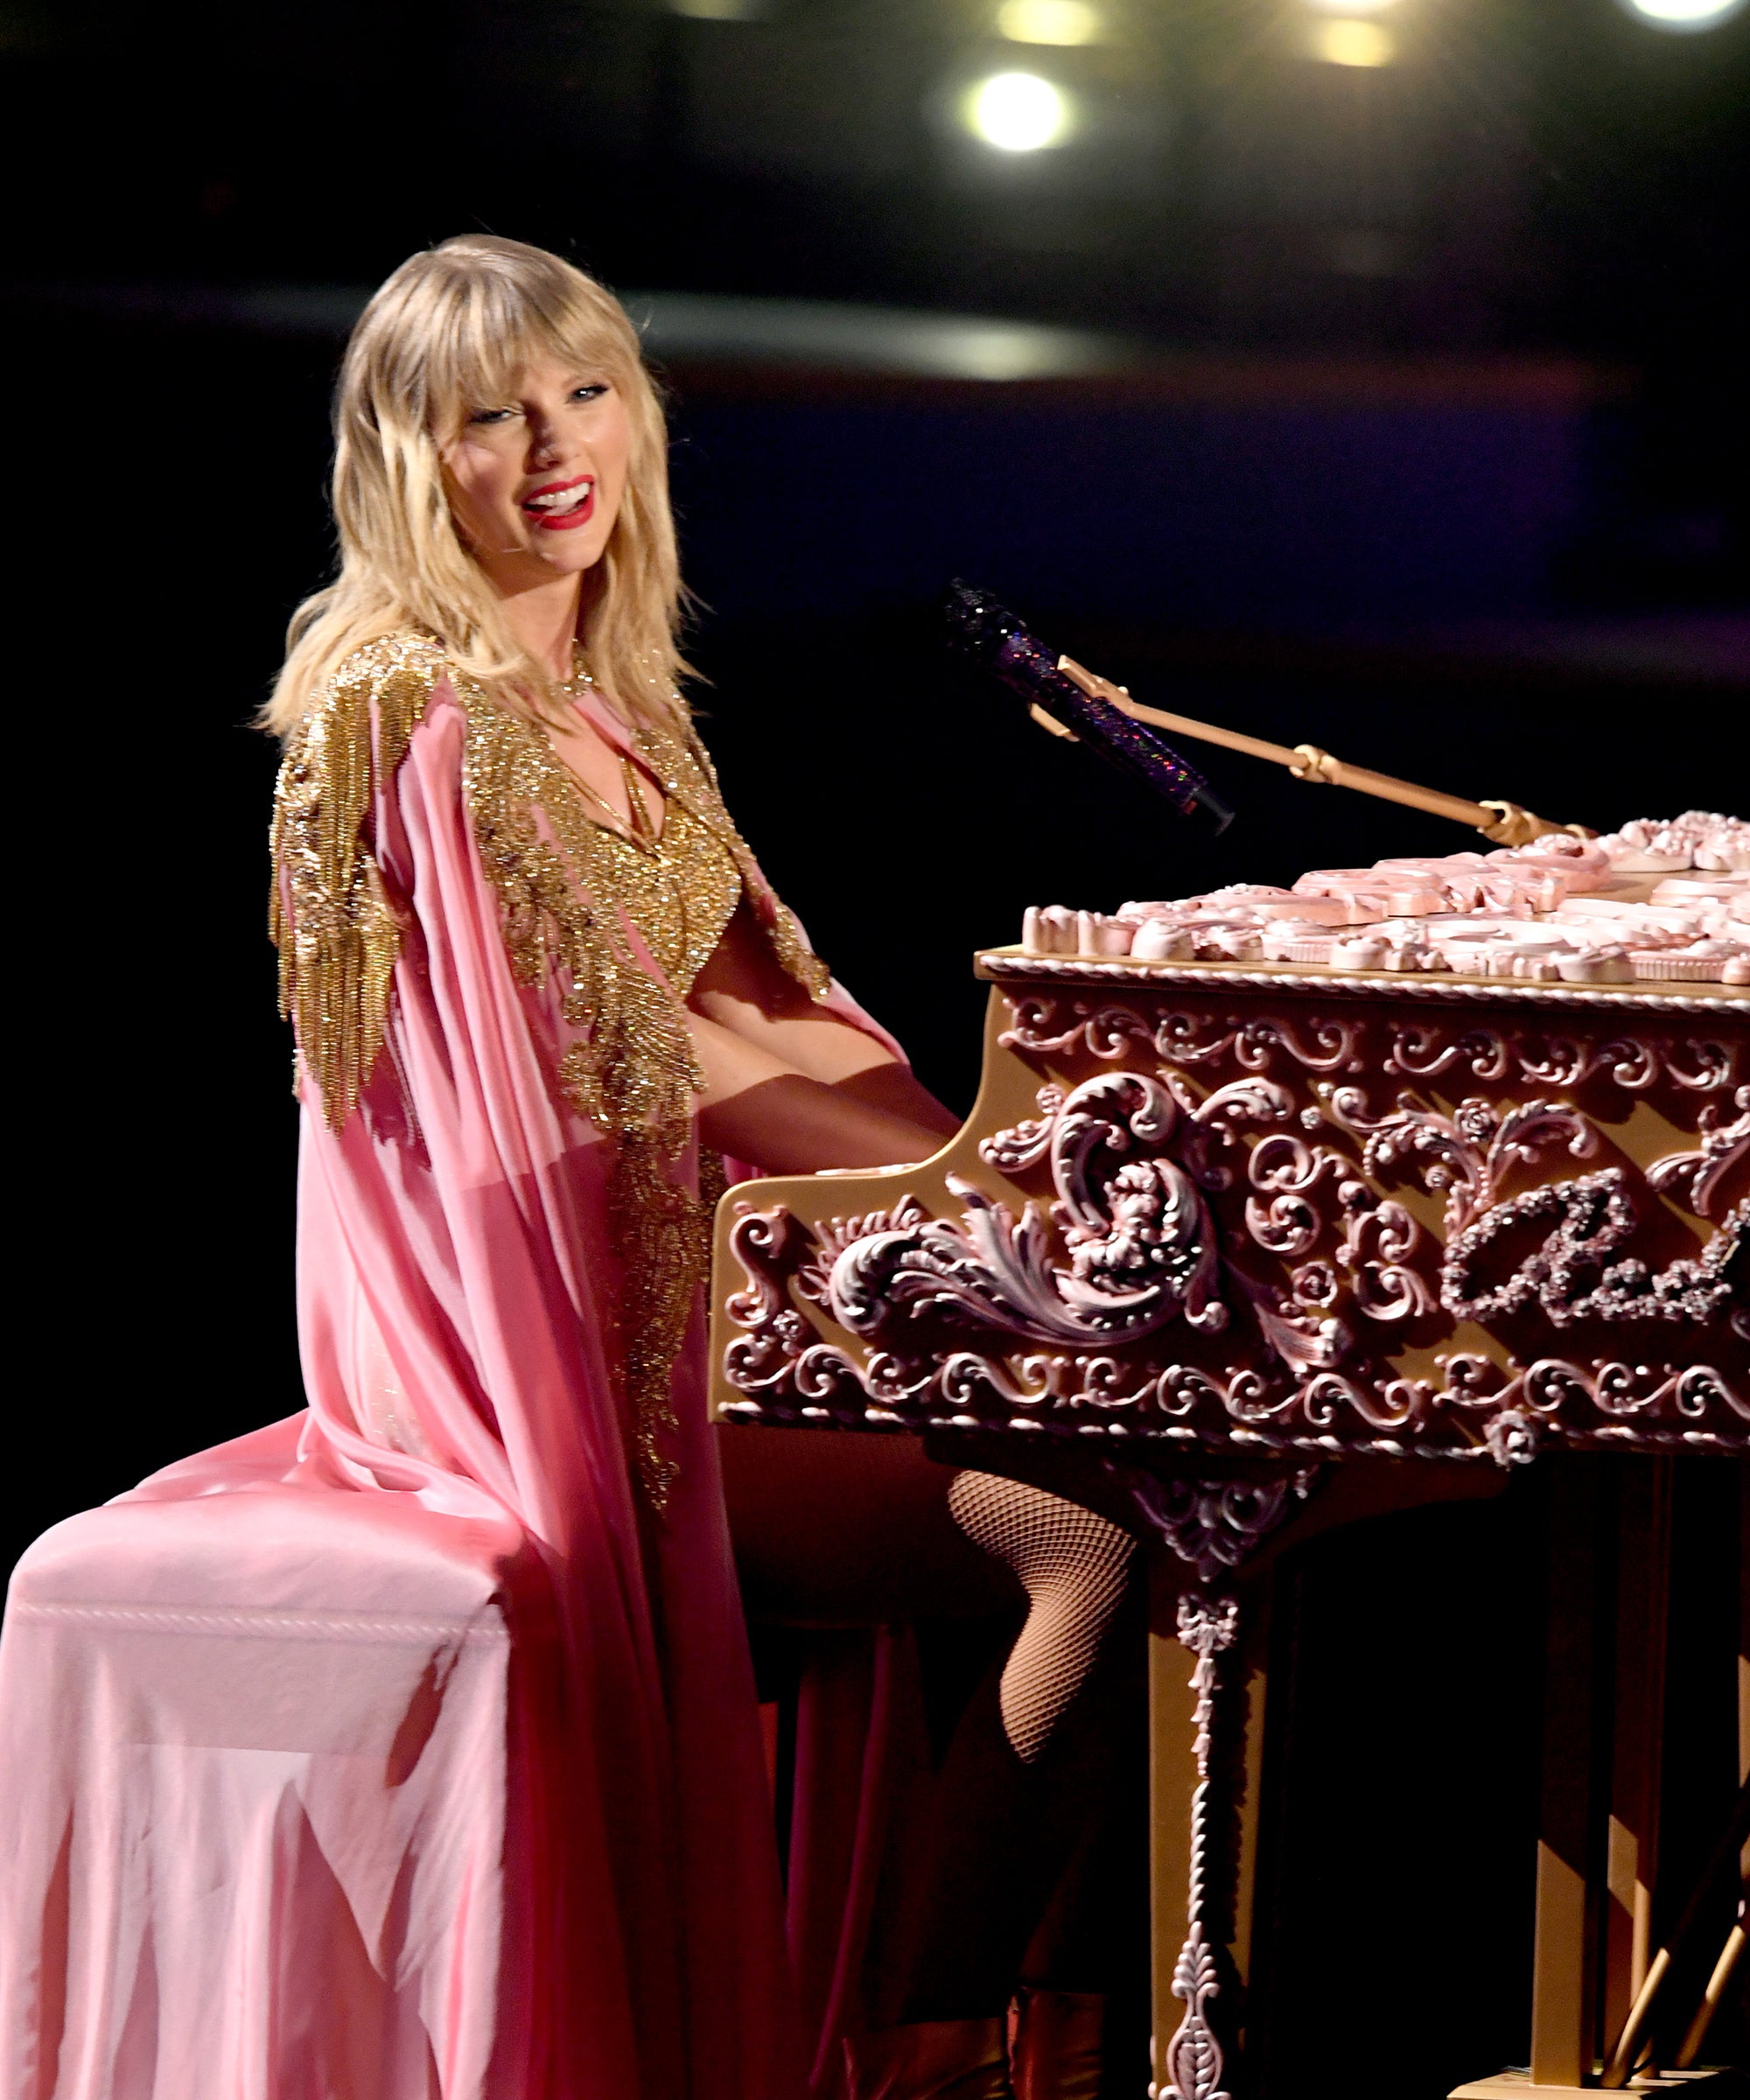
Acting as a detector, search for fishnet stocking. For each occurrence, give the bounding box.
[947,1473,1136,1764]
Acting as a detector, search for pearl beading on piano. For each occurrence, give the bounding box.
[1023,811,1750,987]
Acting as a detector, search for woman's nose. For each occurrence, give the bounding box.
[528,416,568,467]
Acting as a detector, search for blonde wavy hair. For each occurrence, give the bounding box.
[263,234,689,738]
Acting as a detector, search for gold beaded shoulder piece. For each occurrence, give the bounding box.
[270,631,450,1134]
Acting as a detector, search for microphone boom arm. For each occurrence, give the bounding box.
[1054,655,1591,848]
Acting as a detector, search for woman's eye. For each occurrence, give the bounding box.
[468,406,516,425]
[571,383,610,403]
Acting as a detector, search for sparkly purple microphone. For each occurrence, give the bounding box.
[942,582,1234,834]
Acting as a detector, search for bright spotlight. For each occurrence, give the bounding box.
[1310,18,1396,63]
[1616,0,1746,26]
[997,0,1102,44]
[964,71,1073,150]
[1303,0,1398,12]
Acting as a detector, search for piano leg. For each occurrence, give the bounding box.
[1604,1461,1675,2052]
[1147,1563,1272,2100]
[1149,1579,1241,2100]
[1231,1586,1272,2026]
[1132,1471,1323,2100]
[1741,1467,1749,1800]
[1148,1564,1202,2097]
[1530,1461,1608,2091]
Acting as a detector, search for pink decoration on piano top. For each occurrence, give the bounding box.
[1020,810,1750,985]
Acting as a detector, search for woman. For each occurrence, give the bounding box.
[266,234,957,2094]
[0,231,1119,2100]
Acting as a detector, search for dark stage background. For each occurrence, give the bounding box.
[4,0,1746,2091]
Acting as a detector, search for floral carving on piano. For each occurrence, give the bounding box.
[1328,1087,1746,1327]
[1125,1469,1320,1585]
[1444,1354,1750,1437]
[999,997,1360,1075]
[1326,1087,1597,1229]
[1000,997,1739,1096]
[789,1072,1235,1349]
[1240,1124,1436,1325]
[1382,1024,1738,1094]
[1648,1087,1750,1221]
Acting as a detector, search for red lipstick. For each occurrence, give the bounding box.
[521,474,596,532]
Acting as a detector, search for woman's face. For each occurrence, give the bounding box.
[442,350,633,598]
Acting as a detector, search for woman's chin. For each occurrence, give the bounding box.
[529,524,613,576]
[481,537,609,593]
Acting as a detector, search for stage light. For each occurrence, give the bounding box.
[1615,0,1746,27]
[997,0,1102,45]
[1303,0,1397,12]
[1309,18,1396,63]
[964,71,1074,150]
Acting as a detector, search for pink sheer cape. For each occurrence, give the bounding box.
[0,682,900,2099]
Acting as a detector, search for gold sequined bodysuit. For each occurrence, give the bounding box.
[559,738,746,1009]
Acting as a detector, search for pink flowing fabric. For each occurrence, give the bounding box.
[0,682,898,2100]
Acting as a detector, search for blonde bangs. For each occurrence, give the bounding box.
[264,235,690,740]
[416,262,641,444]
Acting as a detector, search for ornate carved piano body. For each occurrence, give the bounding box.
[711,945,1747,2097]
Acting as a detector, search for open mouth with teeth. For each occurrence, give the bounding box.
[521,475,596,531]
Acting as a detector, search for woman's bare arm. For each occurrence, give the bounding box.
[689,1011,947,1175]
[687,901,961,1166]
